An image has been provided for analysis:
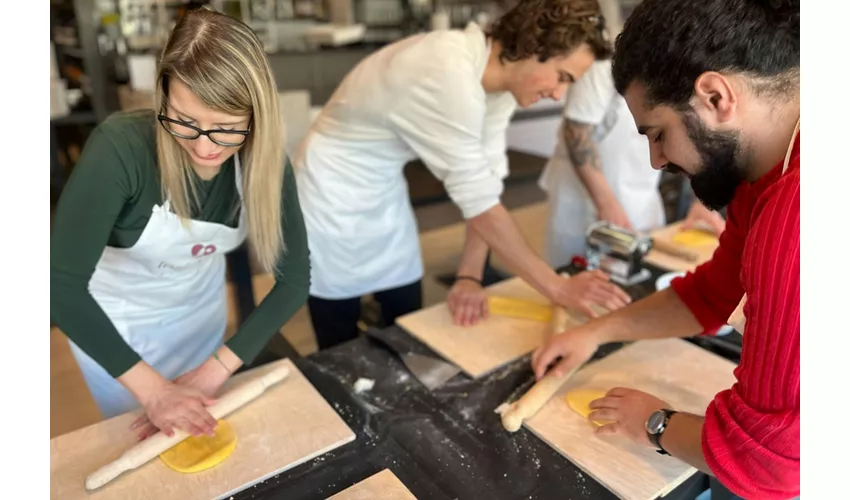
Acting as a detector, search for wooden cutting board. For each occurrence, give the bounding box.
[50,359,356,500]
[645,221,719,272]
[396,277,592,378]
[523,338,736,500]
[327,469,417,499]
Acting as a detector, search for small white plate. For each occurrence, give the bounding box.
[655,271,686,291]
[654,271,734,336]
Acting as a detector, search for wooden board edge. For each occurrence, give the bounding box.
[468,350,536,380]
[522,404,699,500]
[657,468,701,498]
[393,316,473,374]
[394,315,534,381]
[213,430,358,500]
[325,468,417,500]
[521,423,627,499]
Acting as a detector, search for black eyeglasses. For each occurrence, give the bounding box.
[157,114,252,147]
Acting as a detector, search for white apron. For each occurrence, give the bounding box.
[69,156,248,419]
[539,95,664,268]
[295,131,425,300]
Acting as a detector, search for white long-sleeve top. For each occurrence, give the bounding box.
[293,22,517,298]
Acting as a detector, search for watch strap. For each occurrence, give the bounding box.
[650,431,669,455]
[648,409,676,455]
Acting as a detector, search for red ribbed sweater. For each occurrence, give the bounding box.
[671,134,800,499]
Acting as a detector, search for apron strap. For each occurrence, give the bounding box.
[234,153,244,199]
[781,117,800,175]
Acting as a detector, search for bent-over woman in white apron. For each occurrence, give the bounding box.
[294,0,632,350]
[50,8,310,440]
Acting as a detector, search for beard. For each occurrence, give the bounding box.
[664,111,746,211]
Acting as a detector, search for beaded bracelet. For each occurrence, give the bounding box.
[454,275,482,285]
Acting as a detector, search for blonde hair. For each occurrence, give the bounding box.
[154,7,285,272]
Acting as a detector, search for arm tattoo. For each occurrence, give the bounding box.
[563,119,601,171]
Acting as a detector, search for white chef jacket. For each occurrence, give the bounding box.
[293,22,517,299]
[538,60,664,268]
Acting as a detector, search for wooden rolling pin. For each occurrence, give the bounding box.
[545,305,570,341]
[501,363,581,432]
[85,365,290,491]
[501,304,572,432]
[651,238,699,262]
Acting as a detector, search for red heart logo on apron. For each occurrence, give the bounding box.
[191,244,217,257]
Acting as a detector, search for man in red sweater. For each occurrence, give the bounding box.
[531,0,800,498]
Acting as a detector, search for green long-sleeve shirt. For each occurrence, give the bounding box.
[50,110,310,378]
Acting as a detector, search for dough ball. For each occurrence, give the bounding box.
[160,420,237,473]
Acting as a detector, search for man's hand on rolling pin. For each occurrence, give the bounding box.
[682,200,726,236]
[588,388,671,447]
[531,327,600,381]
[447,279,489,326]
[131,353,236,440]
[549,270,631,318]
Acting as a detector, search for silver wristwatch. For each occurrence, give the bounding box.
[646,408,676,455]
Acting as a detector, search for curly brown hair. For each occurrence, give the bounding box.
[489,0,613,63]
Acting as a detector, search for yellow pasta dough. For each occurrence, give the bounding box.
[672,229,718,247]
[565,389,615,427]
[160,420,237,473]
[487,296,552,322]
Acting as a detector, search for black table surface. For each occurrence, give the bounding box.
[231,264,742,500]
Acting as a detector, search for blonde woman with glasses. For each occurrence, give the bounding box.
[50,8,309,440]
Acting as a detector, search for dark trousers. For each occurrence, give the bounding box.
[307,280,423,350]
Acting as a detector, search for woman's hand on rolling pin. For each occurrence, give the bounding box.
[173,355,233,397]
[133,381,219,440]
[531,327,600,381]
[447,279,489,326]
[132,356,232,440]
[550,270,631,318]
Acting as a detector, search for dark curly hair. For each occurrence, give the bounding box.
[489,0,614,64]
[612,0,799,109]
